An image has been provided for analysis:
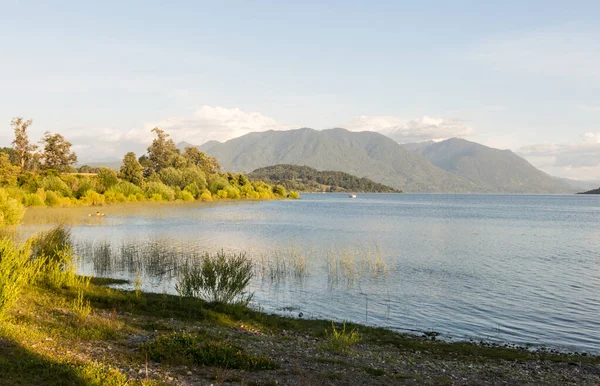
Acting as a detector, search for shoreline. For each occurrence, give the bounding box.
[2,276,599,385]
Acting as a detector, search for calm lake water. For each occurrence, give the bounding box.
[24,193,600,353]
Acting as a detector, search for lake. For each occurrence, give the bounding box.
[22,193,600,353]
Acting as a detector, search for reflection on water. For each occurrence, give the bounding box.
[22,193,600,353]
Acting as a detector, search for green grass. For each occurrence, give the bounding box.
[141,332,278,370]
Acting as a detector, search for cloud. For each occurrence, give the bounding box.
[469,24,600,83]
[343,115,474,143]
[517,132,600,180]
[145,106,291,145]
[66,106,290,162]
[577,104,600,112]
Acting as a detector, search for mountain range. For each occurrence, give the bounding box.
[179,128,585,193]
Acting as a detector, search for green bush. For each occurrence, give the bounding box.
[199,190,212,202]
[23,193,45,207]
[0,188,26,225]
[159,167,184,189]
[0,238,45,319]
[181,190,194,201]
[272,184,287,197]
[31,225,72,264]
[145,181,175,201]
[97,168,119,192]
[208,176,229,195]
[108,181,143,197]
[322,322,361,354]
[288,191,300,199]
[176,250,254,305]
[45,190,62,206]
[181,167,206,189]
[39,176,72,197]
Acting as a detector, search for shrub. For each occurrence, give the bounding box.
[272,184,287,197]
[199,190,212,202]
[0,238,45,319]
[181,167,206,189]
[81,189,105,206]
[181,190,194,201]
[108,181,143,197]
[216,190,228,199]
[31,225,72,264]
[0,188,26,225]
[224,185,241,199]
[208,176,229,195]
[322,322,361,354]
[288,191,300,199]
[97,168,118,192]
[45,190,62,207]
[23,193,45,207]
[184,182,202,198]
[39,176,72,197]
[145,181,175,201]
[176,250,254,305]
[159,167,184,188]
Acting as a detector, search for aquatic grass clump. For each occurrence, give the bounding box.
[176,250,254,305]
[0,238,45,319]
[322,322,361,354]
[142,332,278,370]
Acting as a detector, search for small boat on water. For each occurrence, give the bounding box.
[349,194,357,198]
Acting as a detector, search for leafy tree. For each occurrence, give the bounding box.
[119,152,144,186]
[97,168,119,192]
[39,132,77,172]
[0,153,20,187]
[0,148,18,165]
[147,127,179,173]
[11,117,37,171]
[183,146,221,175]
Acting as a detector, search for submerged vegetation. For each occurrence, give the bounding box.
[0,118,298,223]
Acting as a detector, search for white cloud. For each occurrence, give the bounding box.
[517,132,600,180]
[577,104,600,112]
[145,106,291,145]
[343,115,474,143]
[469,24,600,83]
[65,106,290,162]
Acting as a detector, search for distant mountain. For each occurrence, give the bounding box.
[177,140,221,153]
[200,128,482,192]
[248,164,400,193]
[402,140,435,152]
[579,187,600,194]
[407,138,576,193]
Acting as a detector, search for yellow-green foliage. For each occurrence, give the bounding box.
[145,181,175,201]
[181,190,194,201]
[0,238,44,318]
[0,188,26,225]
[288,191,300,199]
[199,190,213,202]
[323,322,361,353]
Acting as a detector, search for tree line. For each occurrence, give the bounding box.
[0,118,295,225]
[248,164,401,193]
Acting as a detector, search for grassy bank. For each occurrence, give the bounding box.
[1,229,599,385]
[2,276,599,384]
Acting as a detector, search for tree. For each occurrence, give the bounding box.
[183,146,220,175]
[97,167,118,192]
[0,153,20,187]
[147,127,179,173]
[40,132,77,172]
[120,152,144,186]
[11,117,37,171]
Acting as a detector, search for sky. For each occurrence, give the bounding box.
[1,0,599,180]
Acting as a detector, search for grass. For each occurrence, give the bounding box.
[322,321,361,354]
[141,332,278,370]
